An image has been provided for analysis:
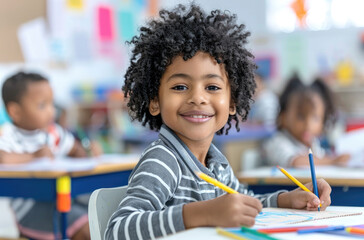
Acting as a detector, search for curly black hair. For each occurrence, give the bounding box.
[122,3,257,135]
[2,71,48,107]
[278,72,337,131]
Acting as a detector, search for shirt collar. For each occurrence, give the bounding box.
[159,124,228,176]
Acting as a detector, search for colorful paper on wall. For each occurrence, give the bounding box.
[97,5,115,42]
[117,10,135,41]
[47,0,66,38]
[17,18,50,62]
[71,31,92,60]
[67,0,83,10]
[282,35,307,78]
[147,0,159,16]
[135,0,146,9]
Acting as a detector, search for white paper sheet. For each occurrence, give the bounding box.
[335,128,364,167]
[255,207,362,226]
[17,17,50,62]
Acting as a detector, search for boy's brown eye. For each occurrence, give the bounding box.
[206,85,221,91]
[172,85,187,91]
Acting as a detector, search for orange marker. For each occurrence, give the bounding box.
[346,227,364,235]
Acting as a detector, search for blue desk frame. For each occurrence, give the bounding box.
[0,168,133,239]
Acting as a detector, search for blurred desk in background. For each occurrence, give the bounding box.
[238,166,364,206]
[121,125,274,173]
[121,131,159,152]
[0,155,138,239]
[121,125,275,173]
[213,125,275,173]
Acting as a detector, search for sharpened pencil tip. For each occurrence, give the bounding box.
[309,148,313,154]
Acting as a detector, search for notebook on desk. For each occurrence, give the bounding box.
[256,208,362,226]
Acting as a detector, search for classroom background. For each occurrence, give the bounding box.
[1,0,364,169]
[2,0,364,239]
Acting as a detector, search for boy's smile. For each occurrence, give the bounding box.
[149,52,235,160]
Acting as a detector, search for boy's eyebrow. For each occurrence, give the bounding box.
[167,73,224,82]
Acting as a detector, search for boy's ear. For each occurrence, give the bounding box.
[6,102,21,122]
[229,101,236,115]
[149,98,160,116]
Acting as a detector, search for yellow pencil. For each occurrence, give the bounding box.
[196,172,238,194]
[216,228,249,240]
[277,165,322,207]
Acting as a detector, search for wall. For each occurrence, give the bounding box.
[0,0,363,106]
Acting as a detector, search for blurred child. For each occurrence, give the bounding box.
[105,4,332,239]
[0,71,101,240]
[262,73,350,167]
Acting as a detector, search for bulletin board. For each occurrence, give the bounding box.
[0,0,47,62]
[255,55,276,80]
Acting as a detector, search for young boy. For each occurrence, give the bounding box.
[105,4,332,240]
[0,71,98,240]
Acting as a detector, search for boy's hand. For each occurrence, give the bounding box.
[33,146,54,159]
[183,193,262,229]
[278,178,331,211]
[207,193,262,227]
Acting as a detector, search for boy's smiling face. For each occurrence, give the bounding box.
[149,51,235,148]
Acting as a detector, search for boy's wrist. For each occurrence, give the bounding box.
[277,192,291,208]
[183,201,211,229]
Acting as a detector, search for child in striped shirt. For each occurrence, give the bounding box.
[105,4,332,240]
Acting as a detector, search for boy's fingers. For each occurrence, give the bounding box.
[242,196,262,213]
[318,180,332,196]
[300,191,320,207]
[317,179,332,208]
[242,205,261,218]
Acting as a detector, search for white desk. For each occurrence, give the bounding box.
[161,206,364,240]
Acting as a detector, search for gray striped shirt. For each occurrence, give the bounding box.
[105,125,285,240]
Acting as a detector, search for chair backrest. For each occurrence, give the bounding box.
[88,186,128,240]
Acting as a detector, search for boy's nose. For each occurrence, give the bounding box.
[187,88,207,105]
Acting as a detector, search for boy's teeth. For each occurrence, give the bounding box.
[191,115,206,118]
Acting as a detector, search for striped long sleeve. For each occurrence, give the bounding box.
[105,143,185,240]
[105,125,287,240]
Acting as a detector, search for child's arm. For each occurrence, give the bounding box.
[0,147,54,164]
[105,154,183,240]
[67,140,103,157]
[277,178,331,210]
[183,193,262,228]
[291,154,350,167]
[67,141,88,158]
